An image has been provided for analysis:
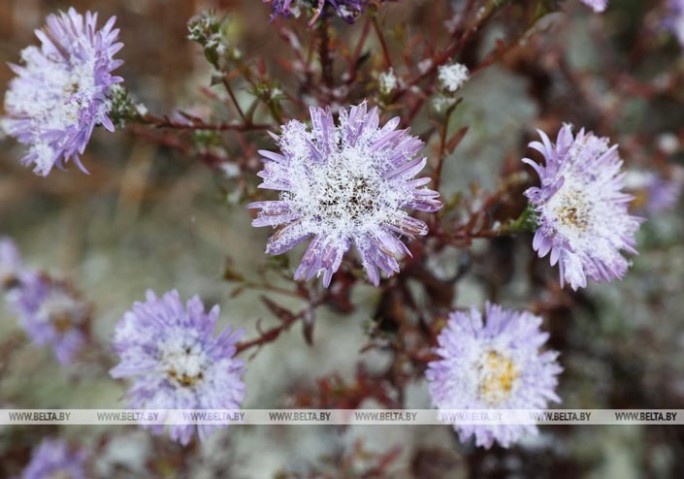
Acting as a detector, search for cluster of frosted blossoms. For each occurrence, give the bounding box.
[109,290,246,445]
[0,238,89,364]
[264,0,371,23]
[0,1,671,453]
[523,125,642,290]
[426,303,562,448]
[1,8,123,176]
[250,102,442,287]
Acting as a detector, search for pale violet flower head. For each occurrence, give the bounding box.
[624,169,683,215]
[110,290,246,445]
[1,238,89,364]
[437,62,469,93]
[666,0,684,48]
[2,8,124,176]
[6,272,90,365]
[20,438,87,479]
[7,274,90,365]
[249,102,442,287]
[523,125,642,290]
[426,303,562,449]
[579,0,607,12]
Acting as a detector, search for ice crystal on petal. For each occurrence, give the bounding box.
[110,290,246,445]
[249,102,442,287]
[20,438,87,479]
[426,303,562,449]
[2,8,124,176]
[523,125,642,290]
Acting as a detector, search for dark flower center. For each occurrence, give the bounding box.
[314,169,384,228]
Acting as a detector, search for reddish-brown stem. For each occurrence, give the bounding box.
[372,15,392,69]
[139,113,271,132]
[221,74,247,123]
[318,16,334,93]
[236,299,324,354]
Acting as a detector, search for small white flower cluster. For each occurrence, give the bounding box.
[378,69,399,96]
[438,62,469,93]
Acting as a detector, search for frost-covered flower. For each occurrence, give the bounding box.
[624,170,682,214]
[378,68,399,96]
[523,125,642,290]
[666,0,684,48]
[1,238,89,363]
[579,0,607,12]
[265,0,370,24]
[6,272,90,365]
[2,8,124,176]
[20,438,87,479]
[426,303,561,448]
[438,63,469,93]
[249,102,442,287]
[110,290,245,445]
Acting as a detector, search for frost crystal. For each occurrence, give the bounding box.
[110,290,246,445]
[2,8,123,176]
[20,438,87,479]
[579,0,608,12]
[523,125,642,290]
[249,102,442,287]
[426,303,561,449]
[438,62,469,93]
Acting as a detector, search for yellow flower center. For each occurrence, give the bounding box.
[553,189,591,231]
[477,351,520,405]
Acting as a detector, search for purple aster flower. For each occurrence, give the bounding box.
[6,272,90,365]
[249,102,442,287]
[2,8,124,176]
[625,170,683,214]
[665,0,684,48]
[579,0,607,12]
[523,125,642,290]
[265,0,370,24]
[20,438,87,479]
[110,290,246,445]
[426,303,562,449]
